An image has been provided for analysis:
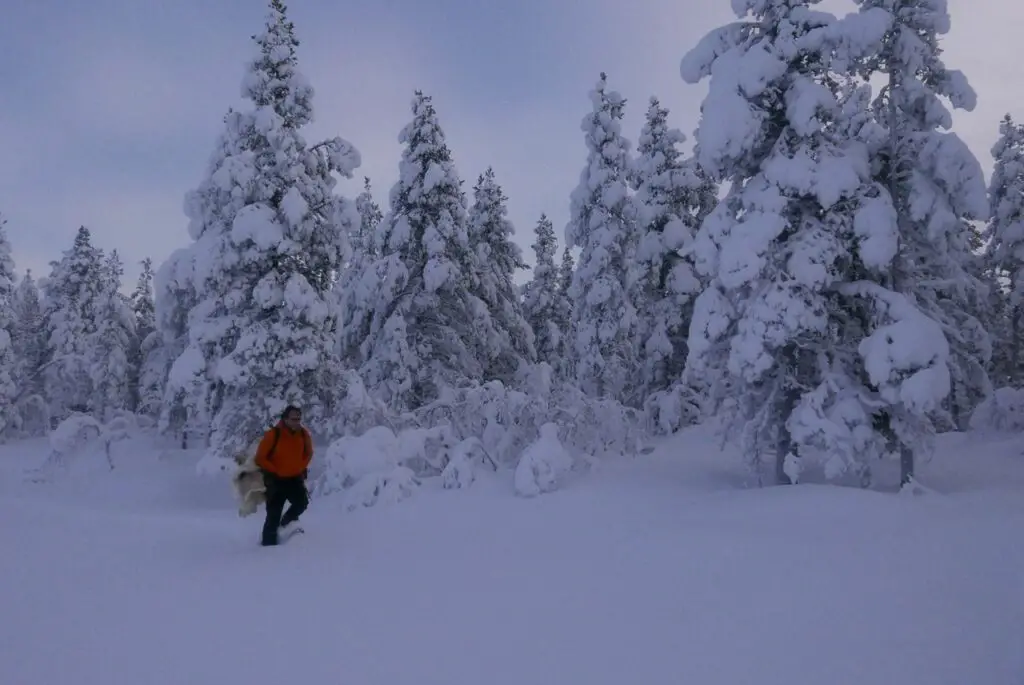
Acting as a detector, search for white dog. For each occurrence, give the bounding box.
[231,438,266,517]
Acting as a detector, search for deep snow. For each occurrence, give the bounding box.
[1,426,1023,684]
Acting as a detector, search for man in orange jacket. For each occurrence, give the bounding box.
[255,405,313,546]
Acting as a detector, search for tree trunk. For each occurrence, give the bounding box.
[775,385,801,485]
[775,447,793,485]
[1013,301,1022,386]
[900,444,914,486]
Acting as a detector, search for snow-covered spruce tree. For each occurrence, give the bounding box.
[171,0,361,460]
[149,248,201,442]
[630,96,718,430]
[177,0,364,458]
[89,250,135,422]
[556,245,575,379]
[565,73,639,403]
[353,177,381,263]
[983,114,1024,388]
[846,0,990,445]
[335,178,382,368]
[680,0,938,484]
[349,91,498,411]
[522,214,563,367]
[42,226,105,421]
[467,167,536,382]
[0,214,17,440]
[127,257,156,413]
[10,270,47,433]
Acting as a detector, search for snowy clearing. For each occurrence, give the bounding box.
[1,427,1023,684]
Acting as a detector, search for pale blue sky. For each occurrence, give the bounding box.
[0,0,1018,288]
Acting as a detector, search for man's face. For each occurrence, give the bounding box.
[283,411,302,429]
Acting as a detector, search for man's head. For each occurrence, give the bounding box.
[281,405,302,430]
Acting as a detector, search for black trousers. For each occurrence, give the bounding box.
[261,471,308,545]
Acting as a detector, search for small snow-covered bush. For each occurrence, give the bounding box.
[343,466,420,511]
[311,424,443,506]
[969,387,1024,432]
[409,365,646,468]
[441,437,491,490]
[514,422,574,497]
[325,369,397,439]
[28,411,145,482]
[49,412,104,456]
[644,383,702,436]
[312,363,648,506]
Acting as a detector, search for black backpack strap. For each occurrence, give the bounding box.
[266,426,281,463]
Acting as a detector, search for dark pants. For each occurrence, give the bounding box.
[261,471,308,545]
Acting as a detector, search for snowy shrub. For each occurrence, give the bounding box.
[514,423,574,497]
[408,369,646,467]
[28,411,145,481]
[324,369,398,440]
[311,424,442,506]
[48,412,104,456]
[342,466,420,511]
[441,437,492,490]
[644,384,702,436]
[313,363,645,505]
[969,387,1024,433]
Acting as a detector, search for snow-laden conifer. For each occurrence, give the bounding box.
[467,167,536,382]
[10,270,47,434]
[565,73,639,403]
[150,248,202,440]
[630,97,717,427]
[127,258,156,413]
[556,246,575,379]
[983,114,1024,388]
[522,214,562,367]
[841,0,992,470]
[42,226,105,421]
[351,91,493,411]
[166,0,361,459]
[680,0,937,483]
[0,214,17,440]
[89,250,135,421]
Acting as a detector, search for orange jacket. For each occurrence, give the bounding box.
[254,422,313,477]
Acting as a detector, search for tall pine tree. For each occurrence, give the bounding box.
[680,0,944,484]
[846,0,991,474]
[983,114,1024,388]
[556,246,575,380]
[336,178,382,367]
[467,167,536,383]
[150,248,201,440]
[42,226,105,420]
[350,91,494,411]
[89,250,135,421]
[0,214,17,440]
[630,96,717,426]
[129,258,157,413]
[11,270,47,434]
[565,73,639,403]
[522,214,562,368]
[170,0,361,458]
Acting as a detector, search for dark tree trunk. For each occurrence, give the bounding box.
[900,444,914,486]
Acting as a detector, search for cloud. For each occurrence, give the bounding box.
[1,0,1020,294]
[0,2,450,289]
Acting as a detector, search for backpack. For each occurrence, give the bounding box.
[263,424,311,464]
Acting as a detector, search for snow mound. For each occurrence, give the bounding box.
[970,387,1024,433]
[514,423,574,497]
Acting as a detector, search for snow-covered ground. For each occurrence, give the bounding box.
[1,426,1023,684]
